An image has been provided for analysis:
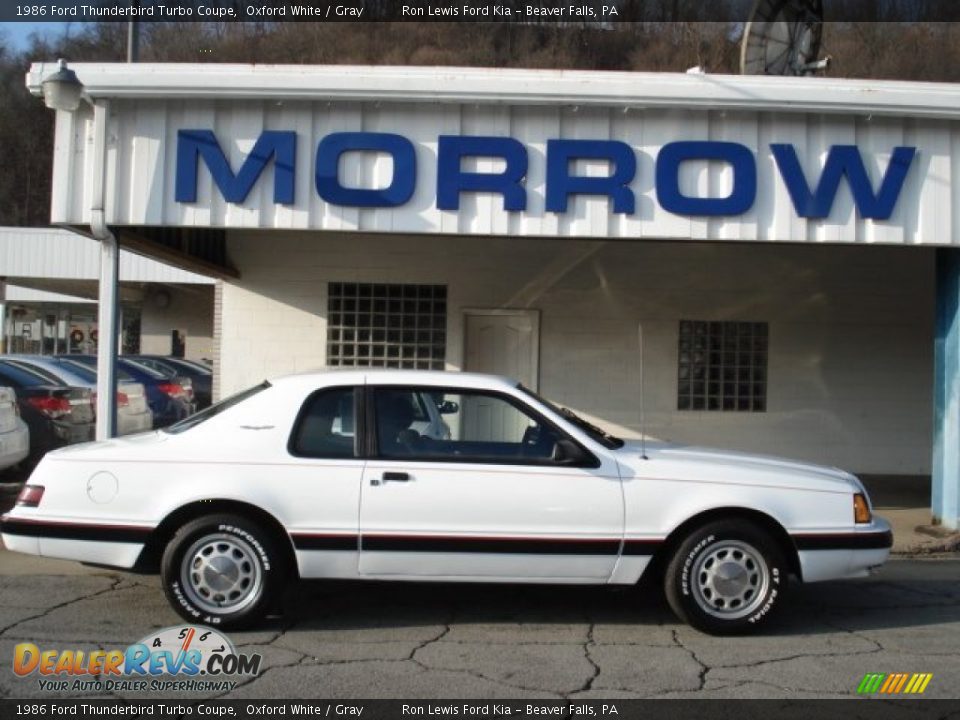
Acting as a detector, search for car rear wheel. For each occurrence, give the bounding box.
[664,519,787,634]
[161,514,284,629]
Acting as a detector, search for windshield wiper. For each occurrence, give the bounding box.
[559,407,623,447]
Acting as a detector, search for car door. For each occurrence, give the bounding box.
[358,384,624,581]
[281,385,366,579]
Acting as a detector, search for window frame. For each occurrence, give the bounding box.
[367,385,599,469]
[287,385,364,460]
[326,282,448,371]
[676,319,768,413]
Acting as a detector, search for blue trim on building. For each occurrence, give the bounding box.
[933,248,960,529]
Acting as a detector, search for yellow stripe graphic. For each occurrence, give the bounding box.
[917,674,933,694]
[903,674,920,694]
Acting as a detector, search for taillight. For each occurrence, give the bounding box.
[16,485,45,508]
[26,396,71,419]
[854,493,872,524]
[157,383,186,399]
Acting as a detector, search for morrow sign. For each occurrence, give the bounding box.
[175,130,917,220]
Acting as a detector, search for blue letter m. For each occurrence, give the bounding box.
[772,144,915,220]
[175,130,296,204]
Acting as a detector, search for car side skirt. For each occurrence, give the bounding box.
[3,518,893,584]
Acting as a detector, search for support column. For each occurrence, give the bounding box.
[0,279,6,354]
[932,247,960,529]
[91,99,118,441]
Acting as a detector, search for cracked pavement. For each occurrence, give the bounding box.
[1,550,958,700]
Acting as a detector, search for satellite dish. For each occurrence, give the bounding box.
[740,0,829,76]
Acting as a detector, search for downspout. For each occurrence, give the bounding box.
[90,99,119,440]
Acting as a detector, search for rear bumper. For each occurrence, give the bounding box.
[0,424,30,470]
[795,518,893,583]
[50,420,95,446]
[118,410,153,436]
[1,514,147,569]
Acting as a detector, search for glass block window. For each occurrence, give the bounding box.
[677,320,768,412]
[327,283,447,370]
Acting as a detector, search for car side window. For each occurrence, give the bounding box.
[291,387,357,459]
[374,387,567,464]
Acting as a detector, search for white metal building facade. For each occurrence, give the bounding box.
[25,63,960,527]
[0,227,215,359]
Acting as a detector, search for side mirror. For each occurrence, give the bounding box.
[437,400,459,415]
[554,438,590,466]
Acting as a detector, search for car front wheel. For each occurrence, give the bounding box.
[161,513,284,629]
[664,519,787,634]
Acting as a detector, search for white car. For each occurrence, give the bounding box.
[0,370,892,634]
[0,386,29,471]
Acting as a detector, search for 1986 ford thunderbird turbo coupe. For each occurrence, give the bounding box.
[1,370,892,634]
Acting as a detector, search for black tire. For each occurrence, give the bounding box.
[161,513,286,629]
[663,519,787,635]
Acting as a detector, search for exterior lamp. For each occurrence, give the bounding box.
[41,59,84,112]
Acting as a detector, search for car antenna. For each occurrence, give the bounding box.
[638,321,648,460]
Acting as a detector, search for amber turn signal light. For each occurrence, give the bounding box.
[854,493,872,524]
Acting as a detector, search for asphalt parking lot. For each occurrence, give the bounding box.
[1,541,958,701]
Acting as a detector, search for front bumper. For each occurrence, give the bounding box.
[796,517,893,583]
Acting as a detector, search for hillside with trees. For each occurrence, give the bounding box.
[2,15,959,226]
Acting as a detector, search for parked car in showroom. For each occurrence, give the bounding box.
[0,370,891,634]
[2,356,153,436]
[0,386,30,472]
[58,355,195,428]
[0,361,94,467]
[125,355,213,410]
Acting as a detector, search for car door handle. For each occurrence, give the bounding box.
[382,472,410,482]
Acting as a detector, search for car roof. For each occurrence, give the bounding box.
[270,369,518,392]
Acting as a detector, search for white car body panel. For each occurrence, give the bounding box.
[0,387,29,470]
[358,457,623,580]
[1,370,892,591]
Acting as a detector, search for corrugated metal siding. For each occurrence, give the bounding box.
[50,99,959,245]
[4,285,95,303]
[0,227,215,283]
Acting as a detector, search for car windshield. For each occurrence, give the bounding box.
[163,358,212,375]
[57,358,134,382]
[0,361,57,388]
[1,360,66,386]
[163,381,271,435]
[518,384,624,450]
[125,357,174,377]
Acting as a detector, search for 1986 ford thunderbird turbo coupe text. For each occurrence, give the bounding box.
[0,370,892,634]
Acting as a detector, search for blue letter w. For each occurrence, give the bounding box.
[772,144,915,220]
[175,130,296,204]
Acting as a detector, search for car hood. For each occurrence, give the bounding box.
[615,440,864,493]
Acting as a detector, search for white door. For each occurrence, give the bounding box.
[358,385,623,582]
[464,310,539,389]
[464,310,540,448]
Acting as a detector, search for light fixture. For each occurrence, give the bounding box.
[153,289,171,309]
[41,59,85,112]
